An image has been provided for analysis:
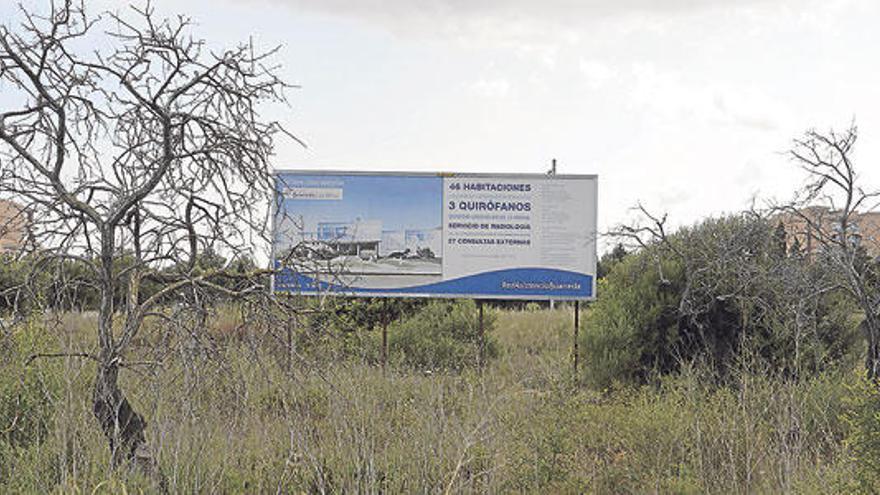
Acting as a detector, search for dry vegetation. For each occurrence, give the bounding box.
[2,3,878,493]
[1,305,874,494]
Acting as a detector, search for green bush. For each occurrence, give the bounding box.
[0,251,263,314]
[286,297,427,363]
[582,256,684,389]
[582,215,860,389]
[388,300,499,371]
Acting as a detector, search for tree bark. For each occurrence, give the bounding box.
[92,361,167,494]
[92,233,162,486]
[92,362,150,469]
[864,319,880,380]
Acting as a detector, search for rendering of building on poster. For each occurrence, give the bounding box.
[272,171,597,300]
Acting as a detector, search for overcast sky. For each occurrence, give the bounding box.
[3,0,879,249]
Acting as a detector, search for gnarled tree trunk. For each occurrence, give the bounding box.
[861,318,880,380]
[92,362,151,470]
[92,243,161,484]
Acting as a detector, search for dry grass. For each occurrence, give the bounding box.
[0,305,866,493]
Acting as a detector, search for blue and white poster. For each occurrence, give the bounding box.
[273,172,597,300]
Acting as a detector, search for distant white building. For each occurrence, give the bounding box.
[405,228,441,257]
[312,219,382,256]
[378,228,442,257]
[275,214,441,260]
[380,230,406,257]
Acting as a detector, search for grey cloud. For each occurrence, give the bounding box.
[233,0,781,31]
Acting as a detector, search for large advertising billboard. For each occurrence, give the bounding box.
[272,171,597,300]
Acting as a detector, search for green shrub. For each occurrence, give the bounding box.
[287,297,427,364]
[582,215,860,389]
[388,300,499,371]
[582,256,684,389]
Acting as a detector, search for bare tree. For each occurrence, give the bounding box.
[783,124,880,378]
[0,0,295,475]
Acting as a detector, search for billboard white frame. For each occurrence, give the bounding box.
[271,170,597,301]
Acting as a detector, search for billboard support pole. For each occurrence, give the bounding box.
[286,316,293,372]
[285,294,294,373]
[381,299,389,373]
[548,159,558,313]
[573,301,580,380]
[478,300,485,371]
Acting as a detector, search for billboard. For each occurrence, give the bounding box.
[272,171,597,300]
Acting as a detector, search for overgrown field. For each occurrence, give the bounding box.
[1,306,878,493]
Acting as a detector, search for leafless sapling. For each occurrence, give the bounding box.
[783,124,880,378]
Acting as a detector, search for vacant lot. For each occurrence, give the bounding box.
[0,306,872,493]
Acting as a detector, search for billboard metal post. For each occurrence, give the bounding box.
[573,301,580,380]
[286,316,293,372]
[284,294,295,372]
[478,300,485,371]
[549,158,557,313]
[382,300,388,373]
